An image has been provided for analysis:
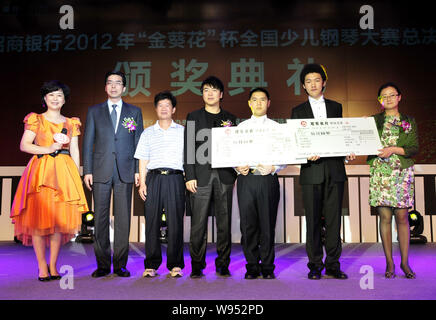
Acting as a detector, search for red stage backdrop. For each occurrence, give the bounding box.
[1,0,435,165]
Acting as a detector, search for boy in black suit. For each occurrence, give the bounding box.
[184,76,237,278]
[291,64,354,280]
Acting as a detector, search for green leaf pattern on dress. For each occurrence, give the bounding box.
[369,116,414,208]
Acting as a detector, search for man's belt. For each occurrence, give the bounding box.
[148,168,183,175]
[37,149,70,159]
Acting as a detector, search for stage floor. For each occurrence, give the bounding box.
[0,241,435,300]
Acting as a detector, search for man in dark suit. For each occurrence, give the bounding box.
[184,76,237,278]
[291,63,354,280]
[83,71,144,278]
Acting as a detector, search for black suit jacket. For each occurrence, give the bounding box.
[82,101,144,184]
[291,99,347,185]
[183,107,237,187]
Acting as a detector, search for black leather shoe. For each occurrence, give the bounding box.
[308,270,322,280]
[325,269,348,279]
[262,273,276,279]
[38,267,50,281]
[244,272,260,280]
[48,264,61,280]
[38,276,51,282]
[216,266,231,277]
[190,270,204,278]
[114,267,131,277]
[91,268,110,278]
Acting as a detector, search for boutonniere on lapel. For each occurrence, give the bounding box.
[390,119,411,133]
[221,120,233,127]
[122,117,137,132]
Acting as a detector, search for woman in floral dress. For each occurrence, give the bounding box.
[368,82,419,279]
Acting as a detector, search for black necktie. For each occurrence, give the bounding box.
[110,104,117,130]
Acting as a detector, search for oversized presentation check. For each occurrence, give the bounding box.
[211,124,306,168]
[286,117,383,157]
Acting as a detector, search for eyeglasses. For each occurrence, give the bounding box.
[106,81,123,86]
[380,94,399,100]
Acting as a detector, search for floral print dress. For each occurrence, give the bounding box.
[369,115,414,208]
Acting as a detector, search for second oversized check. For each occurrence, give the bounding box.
[287,117,383,157]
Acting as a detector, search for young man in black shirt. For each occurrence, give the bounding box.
[184,76,237,278]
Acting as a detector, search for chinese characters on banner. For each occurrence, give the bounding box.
[111,57,314,98]
[3,27,435,99]
[3,27,435,53]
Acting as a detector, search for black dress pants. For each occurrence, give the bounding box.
[93,162,132,271]
[189,170,234,271]
[302,164,344,272]
[237,173,280,275]
[144,171,185,270]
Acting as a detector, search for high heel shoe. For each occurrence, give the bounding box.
[38,264,50,282]
[38,268,50,282]
[48,264,62,280]
[384,265,396,279]
[400,264,416,279]
[38,275,50,281]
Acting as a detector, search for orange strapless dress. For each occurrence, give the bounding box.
[10,113,89,246]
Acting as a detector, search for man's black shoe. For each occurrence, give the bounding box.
[325,269,348,279]
[308,270,322,280]
[91,268,110,278]
[190,270,204,278]
[114,267,131,277]
[216,266,231,277]
[262,273,276,279]
[244,272,260,280]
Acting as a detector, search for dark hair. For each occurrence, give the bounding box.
[377,82,402,97]
[40,80,70,106]
[248,87,270,100]
[104,70,127,86]
[154,90,177,108]
[300,63,327,84]
[200,76,224,95]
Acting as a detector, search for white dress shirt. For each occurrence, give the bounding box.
[308,95,327,119]
[236,115,286,174]
[107,99,123,132]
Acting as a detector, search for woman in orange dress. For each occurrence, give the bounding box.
[10,80,89,281]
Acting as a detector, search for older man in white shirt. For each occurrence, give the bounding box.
[235,87,285,280]
[134,91,185,279]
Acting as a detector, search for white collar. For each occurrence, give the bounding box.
[153,120,177,131]
[108,99,123,109]
[308,95,325,105]
[249,114,268,123]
